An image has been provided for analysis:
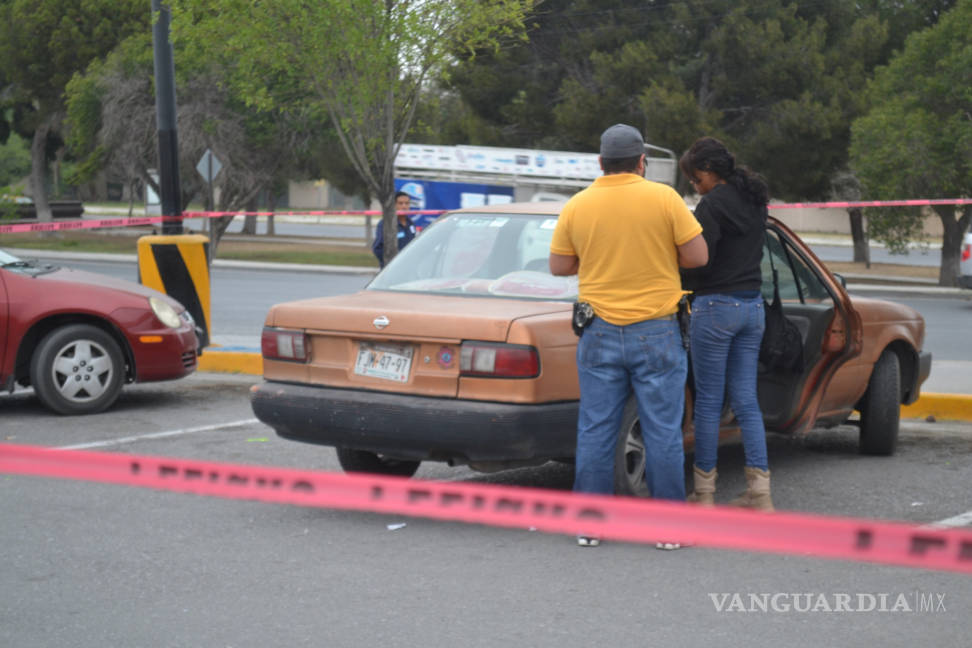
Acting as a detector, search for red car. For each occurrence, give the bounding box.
[0,248,200,415]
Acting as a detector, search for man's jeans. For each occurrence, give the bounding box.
[689,294,769,472]
[574,316,688,500]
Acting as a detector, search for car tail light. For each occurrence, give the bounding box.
[262,327,309,362]
[460,342,539,378]
[962,243,970,262]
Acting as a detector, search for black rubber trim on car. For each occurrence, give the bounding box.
[251,381,579,464]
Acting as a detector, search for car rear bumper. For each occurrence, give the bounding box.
[250,381,579,464]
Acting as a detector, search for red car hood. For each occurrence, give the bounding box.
[32,266,186,310]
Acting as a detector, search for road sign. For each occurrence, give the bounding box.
[196,149,223,183]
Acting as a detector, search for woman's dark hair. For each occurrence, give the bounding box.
[679,137,769,205]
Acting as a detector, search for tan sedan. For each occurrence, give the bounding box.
[251,203,931,495]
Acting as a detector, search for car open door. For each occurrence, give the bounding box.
[757,218,862,435]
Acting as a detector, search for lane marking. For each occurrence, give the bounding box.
[58,418,260,450]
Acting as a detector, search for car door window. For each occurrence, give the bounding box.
[761,230,832,304]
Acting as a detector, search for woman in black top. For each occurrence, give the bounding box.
[680,137,774,511]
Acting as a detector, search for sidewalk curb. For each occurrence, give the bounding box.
[901,393,972,423]
[197,350,972,422]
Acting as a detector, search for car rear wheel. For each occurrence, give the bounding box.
[30,324,125,415]
[614,398,651,497]
[859,349,900,456]
[335,447,421,477]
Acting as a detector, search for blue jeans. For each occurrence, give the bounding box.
[574,316,688,500]
[689,294,768,472]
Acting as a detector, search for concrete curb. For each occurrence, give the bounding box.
[197,350,263,376]
[197,350,972,422]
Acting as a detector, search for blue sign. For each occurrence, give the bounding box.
[395,178,514,229]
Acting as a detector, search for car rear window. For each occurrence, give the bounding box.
[368,213,577,300]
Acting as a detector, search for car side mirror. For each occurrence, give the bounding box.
[832,272,847,288]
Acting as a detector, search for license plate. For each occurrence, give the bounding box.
[353,342,414,382]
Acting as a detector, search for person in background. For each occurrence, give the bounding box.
[549,123,708,548]
[372,191,417,268]
[679,136,774,512]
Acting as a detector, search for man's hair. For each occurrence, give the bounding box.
[601,154,642,175]
[394,191,411,200]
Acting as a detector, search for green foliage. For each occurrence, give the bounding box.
[445,1,958,201]
[0,130,31,187]
[0,185,25,221]
[865,207,928,254]
[851,0,972,200]
[850,0,971,283]
[168,0,532,264]
[0,0,149,122]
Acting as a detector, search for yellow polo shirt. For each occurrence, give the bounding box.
[550,173,701,325]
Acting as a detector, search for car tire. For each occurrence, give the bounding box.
[614,398,652,497]
[30,324,125,415]
[859,349,900,456]
[335,447,421,477]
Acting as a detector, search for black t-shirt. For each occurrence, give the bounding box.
[681,183,767,296]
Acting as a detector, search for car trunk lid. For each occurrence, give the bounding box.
[263,290,571,397]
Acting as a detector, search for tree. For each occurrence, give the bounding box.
[65,32,322,258]
[0,0,148,221]
[169,0,533,265]
[445,1,957,202]
[849,0,972,286]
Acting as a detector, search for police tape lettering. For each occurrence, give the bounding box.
[1,443,970,574]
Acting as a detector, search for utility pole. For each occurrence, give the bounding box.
[140,1,211,350]
[151,0,182,234]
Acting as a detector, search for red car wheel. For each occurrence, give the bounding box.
[29,324,126,415]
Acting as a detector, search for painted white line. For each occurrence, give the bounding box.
[925,509,972,529]
[58,418,261,450]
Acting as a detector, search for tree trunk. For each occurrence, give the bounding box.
[848,208,870,267]
[29,120,52,222]
[382,192,398,266]
[933,205,972,287]
[241,213,258,234]
[52,147,65,198]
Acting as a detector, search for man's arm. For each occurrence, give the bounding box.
[677,234,708,268]
[549,252,579,276]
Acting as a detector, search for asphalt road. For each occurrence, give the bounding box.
[1,372,970,647]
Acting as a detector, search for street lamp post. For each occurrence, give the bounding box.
[151,0,182,234]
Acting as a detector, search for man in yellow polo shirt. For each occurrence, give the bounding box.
[550,124,707,545]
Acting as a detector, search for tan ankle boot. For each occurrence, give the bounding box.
[686,466,717,506]
[729,467,774,512]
